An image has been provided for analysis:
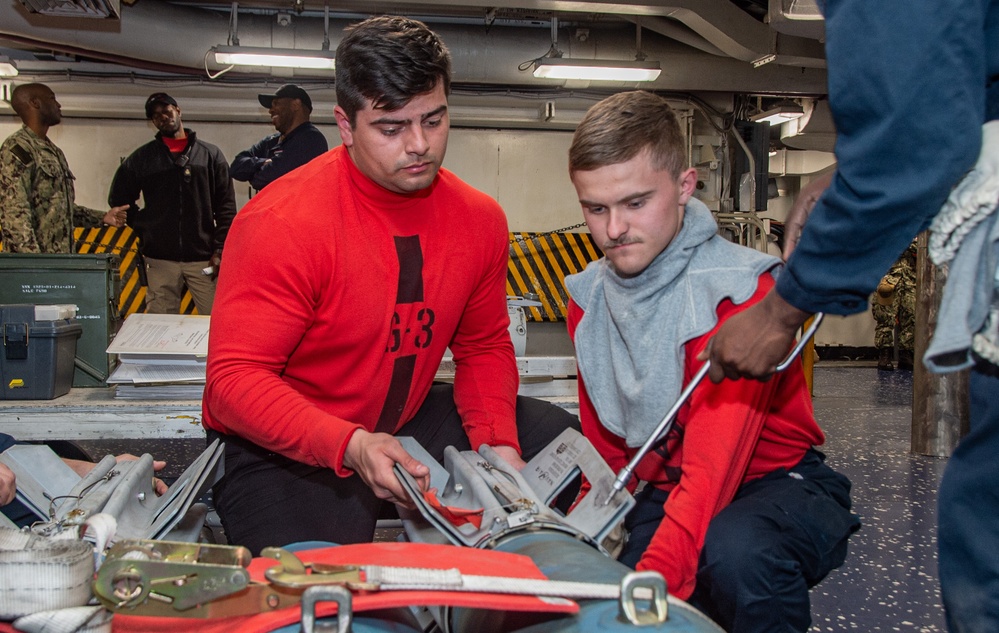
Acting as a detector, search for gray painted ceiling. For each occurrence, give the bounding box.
[0,0,830,131]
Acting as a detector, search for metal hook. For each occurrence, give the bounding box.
[300,585,353,633]
[619,571,668,626]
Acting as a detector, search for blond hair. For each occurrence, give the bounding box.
[569,91,685,178]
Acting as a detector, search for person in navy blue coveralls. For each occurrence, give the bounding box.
[702,2,999,631]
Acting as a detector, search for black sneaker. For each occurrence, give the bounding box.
[878,348,895,371]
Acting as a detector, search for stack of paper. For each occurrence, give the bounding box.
[106,313,210,400]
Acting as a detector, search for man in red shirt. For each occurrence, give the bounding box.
[564,91,859,633]
[202,16,577,554]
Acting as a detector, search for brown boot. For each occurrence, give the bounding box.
[898,349,914,371]
[878,348,894,371]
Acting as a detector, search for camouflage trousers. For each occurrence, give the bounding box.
[872,256,916,351]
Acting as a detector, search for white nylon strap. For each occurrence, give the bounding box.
[13,605,113,633]
[0,528,95,620]
[80,514,117,556]
[362,565,648,601]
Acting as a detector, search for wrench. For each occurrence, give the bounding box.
[604,313,825,505]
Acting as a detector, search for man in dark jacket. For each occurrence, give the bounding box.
[109,93,237,314]
[230,84,328,191]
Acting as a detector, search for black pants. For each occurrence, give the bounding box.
[618,450,860,633]
[208,384,580,554]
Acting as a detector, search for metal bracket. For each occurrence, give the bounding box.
[261,547,377,591]
[37,438,224,542]
[619,571,668,626]
[94,540,253,613]
[395,428,634,552]
[94,539,316,619]
[300,585,353,633]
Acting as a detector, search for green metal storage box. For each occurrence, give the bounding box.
[0,254,121,387]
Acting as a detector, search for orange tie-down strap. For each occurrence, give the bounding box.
[424,488,485,528]
[107,542,578,633]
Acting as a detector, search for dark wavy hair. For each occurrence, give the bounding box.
[335,15,452,125]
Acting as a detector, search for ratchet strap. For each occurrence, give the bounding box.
[111,541,579,633]
[359,565,645,601]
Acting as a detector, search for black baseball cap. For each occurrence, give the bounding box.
[258,84,313,112]
[145,92,178,118]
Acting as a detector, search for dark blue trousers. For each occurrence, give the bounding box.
[619,450,860,633]
[939,365,999,633]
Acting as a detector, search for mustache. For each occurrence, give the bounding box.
[602,237,640,249]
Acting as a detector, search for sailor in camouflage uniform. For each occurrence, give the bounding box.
[0,83,127,253]
[872,240,917,371]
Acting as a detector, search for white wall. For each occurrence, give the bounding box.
[1,116,875,347]
[816,313,876,350]
[0,117,582,235]
[447,128,581,233]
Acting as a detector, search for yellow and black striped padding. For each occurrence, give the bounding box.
[67,228,602,321]
[74,226,200,315]
[507,231,602,322]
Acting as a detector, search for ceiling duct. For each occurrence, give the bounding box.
[18,0,120,19]
[768,0,824,41]
[0,1,831,93]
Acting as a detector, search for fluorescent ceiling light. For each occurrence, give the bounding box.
[533,57,661,82]
[750,102,805,125]
[0,59,18,77]
[212,46,335,70]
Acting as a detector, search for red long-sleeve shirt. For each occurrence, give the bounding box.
[203,145,520,475]
[567,274,823,599]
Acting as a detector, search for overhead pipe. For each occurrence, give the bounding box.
[0,1,829,93]
[0,33,204,76]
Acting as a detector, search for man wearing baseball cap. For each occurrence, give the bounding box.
[109,92,236,314]
[230,84,328,191]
